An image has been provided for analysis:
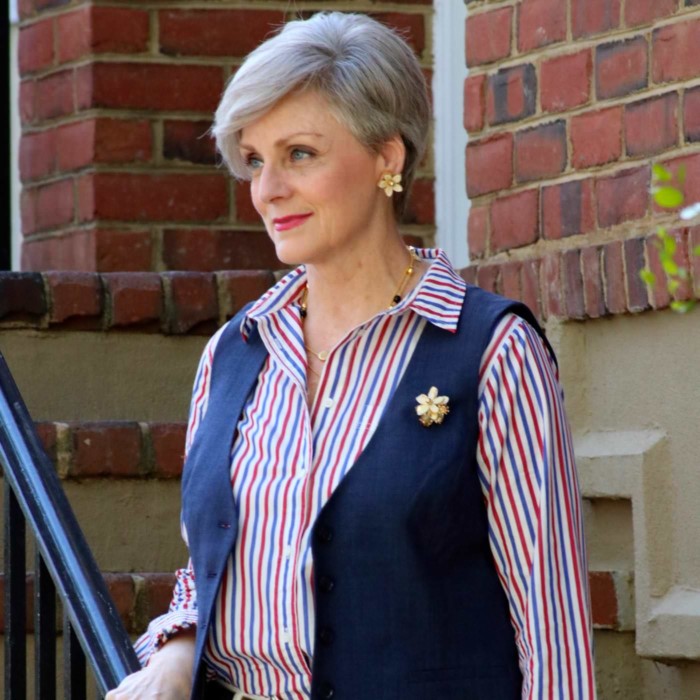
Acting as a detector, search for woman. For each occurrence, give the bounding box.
[107,12,595,700]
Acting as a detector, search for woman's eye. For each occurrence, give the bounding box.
[245,154,263,170]
[290,148,312,162]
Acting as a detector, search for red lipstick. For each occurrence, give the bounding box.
[272,213,312,232]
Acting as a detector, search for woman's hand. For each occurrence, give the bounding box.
[105,631,195,699]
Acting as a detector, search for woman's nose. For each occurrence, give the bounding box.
[257,163,292,204]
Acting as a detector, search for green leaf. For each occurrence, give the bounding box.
[693,245,700,257]
[670,300,695,314]
[654,186,685,209]
[677,267,689,280]
[678,165,687,185]
[652,164,673,182]
[668,278,680,294]
[663,235,677,256]
[662,259,679,276]
[639,268,656,286]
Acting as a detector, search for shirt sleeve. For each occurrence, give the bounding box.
[134,327,224,665]
[476,313,596,700]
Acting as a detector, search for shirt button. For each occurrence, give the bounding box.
[283,545,293,559]
[282,627,291,643]
[322,397,334,409]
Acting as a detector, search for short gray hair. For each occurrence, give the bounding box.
[212,11,430,219]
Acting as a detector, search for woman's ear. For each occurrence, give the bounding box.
[377,134,407,176]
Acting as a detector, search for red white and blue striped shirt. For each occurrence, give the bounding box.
[136,248,595,699]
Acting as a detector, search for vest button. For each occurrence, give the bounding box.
[321,682,335,699]
[316,525,334,544]
[319,627,335,646]
[318,575,335,593]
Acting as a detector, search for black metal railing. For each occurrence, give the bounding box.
[0,350,141,698]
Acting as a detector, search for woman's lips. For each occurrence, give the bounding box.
[273,213,313,232]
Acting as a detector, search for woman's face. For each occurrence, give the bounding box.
[239,90,396,267]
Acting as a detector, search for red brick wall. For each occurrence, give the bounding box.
[464,0,700,321]
[17,1,434,272]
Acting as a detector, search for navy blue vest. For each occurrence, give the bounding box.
[182,285,552,700]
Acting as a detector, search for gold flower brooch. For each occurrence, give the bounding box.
[415,387,450,427]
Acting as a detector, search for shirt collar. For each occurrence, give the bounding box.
[240,248,466,340]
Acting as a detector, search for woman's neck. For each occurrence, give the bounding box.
[302,237,424,335]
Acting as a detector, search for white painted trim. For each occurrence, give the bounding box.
[432,0,469,268]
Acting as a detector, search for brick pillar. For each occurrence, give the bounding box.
[463,0,700,321]
[17,1,434,272]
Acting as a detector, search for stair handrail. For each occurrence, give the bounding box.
[0,349,141,694]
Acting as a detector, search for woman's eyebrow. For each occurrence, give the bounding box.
[239,132,324,151]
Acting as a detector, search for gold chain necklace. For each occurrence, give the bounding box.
[300,247,417,363]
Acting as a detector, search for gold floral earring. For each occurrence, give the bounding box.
[378,173,403,197]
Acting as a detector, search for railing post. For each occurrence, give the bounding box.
[64,612,87,700]
[35,552,57,700]
[4,482,26,700]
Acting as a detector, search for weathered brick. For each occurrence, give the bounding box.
[685,86,700,142]
[541,50,592,113]
[57,6,149,63]
[602,241,626,314]
[625,0,678,27]
[77,63,224,113]
[217,270,275,320]
[35,69,74,120]
[514,120,567,183]
[645,229,692,310]
[596,166,650,228]
[517,0,566,52]
[78,173,228,224]
[71,422,142,477]
[19,18,54,75]
[581,246,606,318]
[150,423,186,478]
[541,253,563,319]
[542,179,595,239]
[102,574,137,630]
[45,271,102,326]
[34,421,58,463]
[563,249,585,319]
[19,130,56,182]
[234,181,260,225]
[465,134,513,197]
[596,37,648,100]
[467,205,489,259]
[487,64,537,126]
[690,227,700,299]
[134,572,176,632]
[465,7,512,66]
[464,74,486,133]
[163,120,216,165]
[571,107,623,169]
[370,13,426,55]
[572,0,621,38]
[103,272,162,329]
[21,231,98,272]
[476,265,500,294]
[500,261,521,301]
[20,80,37,124]
[162,229,280,272]
[164,272,219,335]
[653,19,700,83]
[624,237,650,312]
[589,571,617,628]
[491,189,539,252]
[625,93,679,157]
[403,178,435,226]
[94,229,153,272]
[24,179,74,232]
[460,266,477,286]
[521,259,541,319]
[0,273,46,320]
[661,153,700,209]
